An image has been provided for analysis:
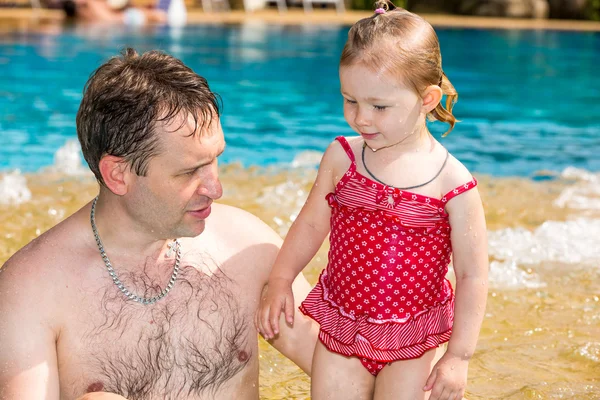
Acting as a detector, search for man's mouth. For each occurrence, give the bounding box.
[187,204,212,219]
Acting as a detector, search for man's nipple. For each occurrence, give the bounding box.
[238,350,249,362]
[86,381,104,393]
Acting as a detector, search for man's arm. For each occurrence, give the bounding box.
[245,217,319,375]
[215,204,320,376]
[0,255,60,400]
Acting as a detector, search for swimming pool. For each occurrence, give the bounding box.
[0,23,599,176]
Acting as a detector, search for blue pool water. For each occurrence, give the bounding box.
[0,24,599,176]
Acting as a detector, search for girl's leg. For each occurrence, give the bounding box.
[373,346,445,400]
[311,340,376,400]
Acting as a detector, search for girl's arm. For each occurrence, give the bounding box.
[446,185,489,359]
[257,140,346,339]
[267,272,320,375]
[425,183,489,399]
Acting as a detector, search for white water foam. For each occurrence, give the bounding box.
[487,218,600,289]
[256,179,311,237]
[576,342,600,363]
[487,167,600,290]
[488,219,600,267]
[488,260,546,289]
[45,139,91,176]
[0,170,32,205]
[554,167,600,212]
[291,151,322,168]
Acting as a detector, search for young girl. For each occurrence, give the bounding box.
[256,2,488,399]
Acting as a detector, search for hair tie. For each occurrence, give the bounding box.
[375,7,386,14]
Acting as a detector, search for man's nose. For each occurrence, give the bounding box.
[197,163,223,200]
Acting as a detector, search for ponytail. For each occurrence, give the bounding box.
[431,72,459,137]
[373,0,397,12]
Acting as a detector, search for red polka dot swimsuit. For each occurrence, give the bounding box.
[300,136,477,376]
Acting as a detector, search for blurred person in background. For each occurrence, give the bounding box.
[60,0,167,25]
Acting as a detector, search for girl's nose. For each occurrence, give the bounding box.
[354,106,371,127]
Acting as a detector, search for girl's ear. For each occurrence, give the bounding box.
[421,85,443,114]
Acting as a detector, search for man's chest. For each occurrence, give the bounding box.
[58,267,260,400]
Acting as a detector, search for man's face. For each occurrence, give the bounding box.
[125,112,225,240]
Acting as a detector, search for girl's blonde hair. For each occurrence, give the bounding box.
[340,0,458,136]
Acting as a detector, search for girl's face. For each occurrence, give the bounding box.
[340,63,425,149]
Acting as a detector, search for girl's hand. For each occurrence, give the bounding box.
[423,352,469,400]
[255,277,295,340]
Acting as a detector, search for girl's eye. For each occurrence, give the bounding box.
[344,98,357,104]
[374,105,387,111]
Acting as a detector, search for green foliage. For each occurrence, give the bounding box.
[586,0,600,20]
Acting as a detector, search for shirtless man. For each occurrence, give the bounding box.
[0,48,317,400]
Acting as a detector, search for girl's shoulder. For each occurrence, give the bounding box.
[438,146,477,195]
[325,135,365,160]
[338,135,364,152]
[320,136,358,184]
[323,136,360,163]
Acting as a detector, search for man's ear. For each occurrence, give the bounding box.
[98,155,131,196]
[421,85,443,114]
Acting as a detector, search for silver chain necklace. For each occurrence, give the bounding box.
[90,197,181,305]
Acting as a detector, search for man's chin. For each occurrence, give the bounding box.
[173,219,206,239]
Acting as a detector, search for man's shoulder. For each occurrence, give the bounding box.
[1,210,83,302]
[0,234,59,325]
[0,221,66,389]
[2,230,56,280]
[211,202,258,222]
[207,203,282,246]
[192,203,281,283]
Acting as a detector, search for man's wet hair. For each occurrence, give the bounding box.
[77,48,222,186]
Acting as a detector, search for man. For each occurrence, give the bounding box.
[0,48,317,400]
